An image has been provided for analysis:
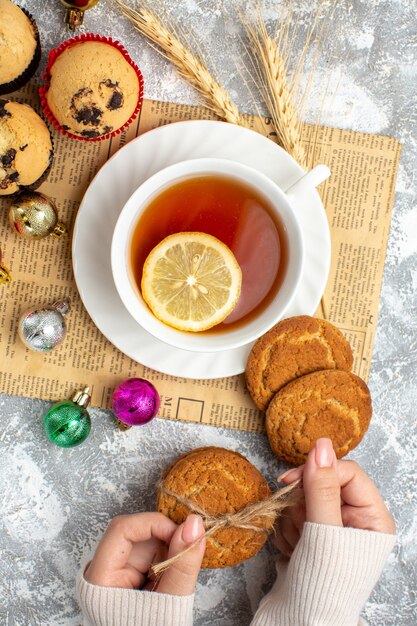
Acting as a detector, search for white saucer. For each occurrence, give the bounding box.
[72,120,330,379]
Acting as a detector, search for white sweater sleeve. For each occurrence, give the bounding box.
[76,572,194,626]
[251,522,396,626]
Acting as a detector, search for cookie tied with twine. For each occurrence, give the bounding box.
[155,446,300,572]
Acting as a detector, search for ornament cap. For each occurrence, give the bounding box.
[116,419,132,431]
[65,8,83,30]
[52,298,71,317]
[72,386,91,408]
[59,0,100,30]
[52,222,67,238]
[0,264,12,284]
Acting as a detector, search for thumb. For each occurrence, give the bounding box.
[303,438,343,527]
[157,515,206,596]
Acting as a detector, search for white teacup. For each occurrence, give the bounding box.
[111,158,329,353]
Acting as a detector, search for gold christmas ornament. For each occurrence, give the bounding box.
[58,0,100,31]
[0,246,11,284]
[9,191,67,240]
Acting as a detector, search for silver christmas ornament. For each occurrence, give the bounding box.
[18,298,71,352]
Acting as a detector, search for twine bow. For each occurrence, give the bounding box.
[151,478,301,576]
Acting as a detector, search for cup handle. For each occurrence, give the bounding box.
[283,164,331,198]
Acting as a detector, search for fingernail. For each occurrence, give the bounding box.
[278,466,302,482]
[278,468,294,481]
[315,438,335,468]
[182,514,203,543]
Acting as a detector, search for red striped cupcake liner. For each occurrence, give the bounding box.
[39,33,144,142]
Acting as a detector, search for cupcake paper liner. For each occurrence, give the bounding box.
[39,34,145,142]
[0,7,41,96]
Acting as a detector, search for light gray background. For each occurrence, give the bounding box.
[1,1,416,624]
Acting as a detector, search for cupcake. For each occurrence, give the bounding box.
[0,0,41,95]
[0,100,53,196]
[40,35,144,141]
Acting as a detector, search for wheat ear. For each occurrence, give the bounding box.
[114,0,247,126]
[241,9,307,168]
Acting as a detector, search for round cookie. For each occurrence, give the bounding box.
[157,446,274,568]
[246,316,353,411]
[45,40,141,139]
[265,370,372,465]
[0,99,53,196]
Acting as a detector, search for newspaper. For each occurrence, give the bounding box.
[0,86,401,432]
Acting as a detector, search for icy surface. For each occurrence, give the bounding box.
[1,1,416,624]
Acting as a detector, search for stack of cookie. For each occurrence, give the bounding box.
[246,316,372,465]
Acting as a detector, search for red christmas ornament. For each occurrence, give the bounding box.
[58,0,100,30]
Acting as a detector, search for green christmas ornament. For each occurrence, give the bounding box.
[44,387,91,448]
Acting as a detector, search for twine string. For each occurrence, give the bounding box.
[151,478,301,576]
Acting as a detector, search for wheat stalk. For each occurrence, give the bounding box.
[264,36,306,166]
[114,0,247,126]
[237,3,307,167]
[236,1,339,318]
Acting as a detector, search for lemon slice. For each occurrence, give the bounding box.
[141,232,242,332]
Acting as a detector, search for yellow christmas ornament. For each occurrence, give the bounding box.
[9,191,67,240]
[0,246,11,284]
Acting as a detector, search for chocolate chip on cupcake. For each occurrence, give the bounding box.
[41,36,144,140]
[265,370,372,466]
[0,99,53,196]
[0,0,41,95]
[157,446,274,568]
[246,316,353,411]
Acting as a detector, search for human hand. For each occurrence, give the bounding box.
[84,511,206,595]
[273,438,396,557]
